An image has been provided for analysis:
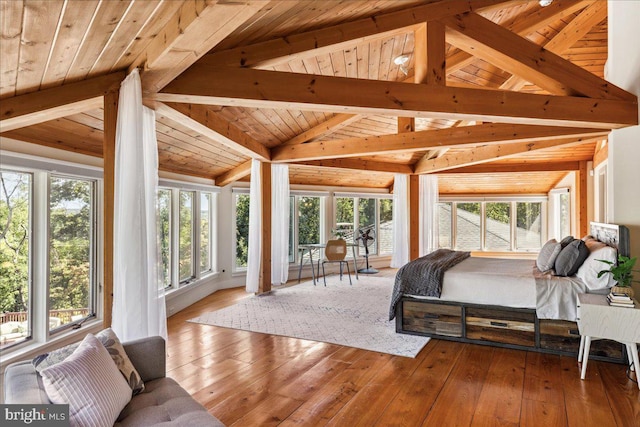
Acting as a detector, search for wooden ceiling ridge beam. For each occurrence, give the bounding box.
[154,102,270,161]
[156,67,638,129]
[442,12,636,101]
[415,136,600,174]
[500,1,608,92]
[200,0,510,69]
[445,0,591,74]
[130,0,266,94]
[437,161,582,174]
[215,159,252,187]
[271,123,607,163]
[0,71,125,132]
[294,159,412,175]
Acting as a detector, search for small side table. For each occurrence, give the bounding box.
[576,293,640,390]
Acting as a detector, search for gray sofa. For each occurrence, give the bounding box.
[3,336,224,426]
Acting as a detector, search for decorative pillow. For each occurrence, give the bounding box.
[41,334,132,427]
[33,328,144,394]
[554,239,590,276]
[536,239,562,272]
[576,245,617,290]
[559,235,575,249]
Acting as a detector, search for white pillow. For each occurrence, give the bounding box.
[576,245,617,290]
[537,239,562,272]
[41,333,132,427]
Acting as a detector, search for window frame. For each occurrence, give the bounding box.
[439,197,547,253]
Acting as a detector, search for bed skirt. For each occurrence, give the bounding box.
[396,297,626,363]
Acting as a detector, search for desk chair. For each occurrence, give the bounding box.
[321,239,353,286]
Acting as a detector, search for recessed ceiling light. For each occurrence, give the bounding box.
[539,0,553,6]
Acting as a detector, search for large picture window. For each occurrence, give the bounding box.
[158,185,217,289]
[439,198,545,252]
[234,193,250,270]
[334,195,393,257]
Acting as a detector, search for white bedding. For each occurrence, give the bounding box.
[409,257,537,309]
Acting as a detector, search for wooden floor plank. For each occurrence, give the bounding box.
[162,283,634,426]
[472,347,526,425]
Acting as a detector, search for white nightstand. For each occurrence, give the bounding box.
[576,293,640,389]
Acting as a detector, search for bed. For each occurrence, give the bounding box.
[392,222,631,363]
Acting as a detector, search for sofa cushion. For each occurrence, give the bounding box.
[41,333,132,427]
[115,377,224,427]
[33,328,145,394]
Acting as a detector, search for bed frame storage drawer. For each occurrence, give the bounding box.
[401,300,462,337]
[539,320,624,360]
[465,307,536,347]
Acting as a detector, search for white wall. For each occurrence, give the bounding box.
[607,0,640,296]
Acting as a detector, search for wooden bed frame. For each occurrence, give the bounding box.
[394,223,631,363]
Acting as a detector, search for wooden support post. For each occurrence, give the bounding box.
[409,174,420,260]
[103,90,118,328]
[577,160,589,238]
[259,162,272,294]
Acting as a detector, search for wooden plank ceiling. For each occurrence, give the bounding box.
[0,0,637,194]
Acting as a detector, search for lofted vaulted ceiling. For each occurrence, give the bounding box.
[0,0,637,194]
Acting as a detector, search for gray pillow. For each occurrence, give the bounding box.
[559,235,575,248]
[537,239,562,272]
[554,239,590,276]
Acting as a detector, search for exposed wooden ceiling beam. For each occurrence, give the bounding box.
[282,113,361,145]
[156,67,638,129]
[202,0,509,69]
[130,0,265,94]
[215,159,252,187]
[154,102,270,161]
[436,161,582,174]
[0,72,125,132]
[294,159,412,174]
[271,124,607,162]
[445,0,590,74]
[500,1,607,92]
[414,136,599,173]
[443,12,634,101]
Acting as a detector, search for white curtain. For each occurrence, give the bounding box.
[391,174,409,267]
[246,159,262,293]
[271,164,290,286]
[112,69,167,342]
[419,174,439,256]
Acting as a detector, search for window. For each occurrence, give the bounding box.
[485,202,511,251]
[0,171,31,349]
[49,176,95,332]
[439,199,545,252]
[157,189,171,288]
[558,193,571,238]
[200,192,212,274]
[234,193,250,270]
[290,194,323,264]
[158,185,217,288]
[516,201,542,250]
[334,195,393,257]
[179,191,195,282]
[455,202,481,251]
[1,167,99,352]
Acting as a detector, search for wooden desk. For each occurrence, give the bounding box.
[576,293,640,389]
[297,242,359,285]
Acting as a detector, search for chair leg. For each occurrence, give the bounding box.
[345,261,352,286]
[339,263,343,280]
[321,262,327,287]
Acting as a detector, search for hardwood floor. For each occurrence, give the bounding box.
[166,279,640,426]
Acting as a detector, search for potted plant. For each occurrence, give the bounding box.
[331,228,346,240]
[597,255,638,298]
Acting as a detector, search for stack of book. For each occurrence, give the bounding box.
[607,291,635,308]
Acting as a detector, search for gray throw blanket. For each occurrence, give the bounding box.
[389,249,470,320]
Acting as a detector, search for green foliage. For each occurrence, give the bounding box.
[0,172,30,314]
[157,189,171,286]
[597,255,638,288]
[235,194,250,267]
[298,196,319,244]
[178,191,194,280]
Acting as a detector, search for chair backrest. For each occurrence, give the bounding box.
[325,239,347,261]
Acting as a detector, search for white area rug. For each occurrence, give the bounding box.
[188,275,430,358]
